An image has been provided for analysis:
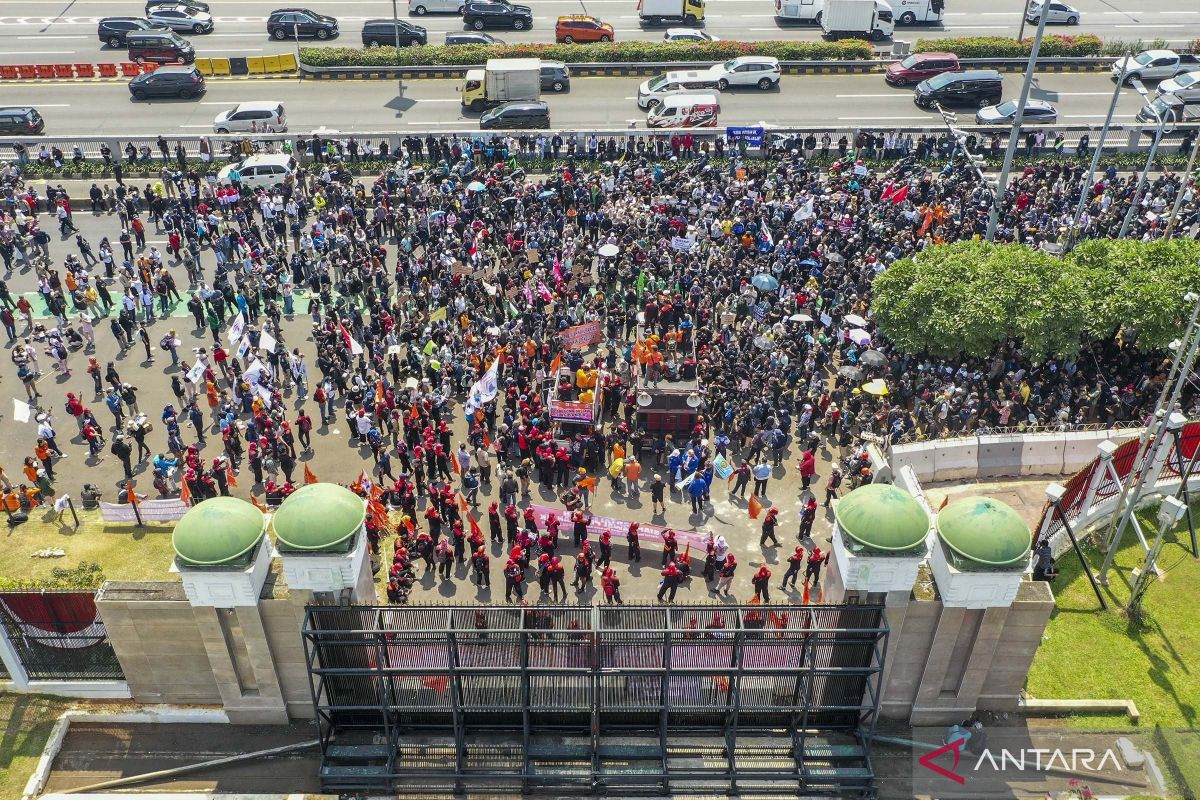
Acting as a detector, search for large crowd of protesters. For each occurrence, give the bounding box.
[0,127,1197,602]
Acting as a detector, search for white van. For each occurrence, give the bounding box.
[646,93,719,128]
[217,154,297,191]
[212,101,288,133]
[637,70,717,109]
[409,0,463,14]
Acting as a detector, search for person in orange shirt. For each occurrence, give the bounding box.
[34,441,55,482]
[624,456,641,498]
[22,456,40,485]
[611,440,625,463]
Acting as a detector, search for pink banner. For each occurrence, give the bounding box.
[560,320,602,350]
[549,399,594,424]
[528,503,711,554]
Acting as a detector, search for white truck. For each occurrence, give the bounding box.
[461,57,541,111]
[638,0,706,25]
[889,0,944,24]
[819,0,893,39]
[1111,50,1200,84]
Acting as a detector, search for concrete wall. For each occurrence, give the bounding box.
[890,429,1136,484]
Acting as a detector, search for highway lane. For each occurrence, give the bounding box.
[0,72,1151,134]
[0,0,1194,65]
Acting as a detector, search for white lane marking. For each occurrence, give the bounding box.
[16,34,88,38]
[1114,23,1184,27]
[835,93,903,98]
[836,115,930,120]
[179,124,216,128]
[1063,114,1138,118]
[197,47,266,52]
[1051,92,1122,96]
[0,50,77,54]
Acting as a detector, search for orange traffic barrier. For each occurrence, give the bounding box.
[74,63,95,78]
[35,65,55,79]
[17,65,36,79]
[141,62,158,73]
[120,62,140,77]
[0,66,17,80]
[54,64,74,78]
[98,63,118,78]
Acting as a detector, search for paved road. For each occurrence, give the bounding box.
[0,72,1152,134]
[0,0,1193,66]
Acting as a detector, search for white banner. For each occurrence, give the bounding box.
[227,312,246,344]
[12,399,32,423]
[259,330,277,354]
[99,498,190,523]
[464,359,499,416]
[186,361,206,385]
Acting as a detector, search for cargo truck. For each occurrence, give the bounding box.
[820,0,892,39]
[637,0,705,26]
[461,57,542,111]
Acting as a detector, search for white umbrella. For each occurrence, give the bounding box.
[598,243,619,258]
[845,313,868,327]
[849,328,871,347]
[789,313,813,323]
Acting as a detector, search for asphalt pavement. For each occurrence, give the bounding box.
[0,0,1193,66]
[0,72,1152,135]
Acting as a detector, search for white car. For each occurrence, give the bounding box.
[706,56,781,91]
[1158,70,1200,103]
[663,28,718,42]
[218,154,297,191]
[637,70,717,109]
[212,101,288,133]
[146,3,214,33]
[1025,0,1080,25]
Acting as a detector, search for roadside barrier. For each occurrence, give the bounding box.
[0,54,299,82]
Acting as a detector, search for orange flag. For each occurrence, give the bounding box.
[304,464,319,484]
[451,455,460,475]
[680,542,691,565]
[748,495,764,520]
[938,495,950,511]
[712,675,730,693]
[549,350,563,376]
[482,431,491,449]
[578,475,597,492]
[226,467,238,488]
[126,481,139,506]
[250,494,268,513]
[456,492,469,513]
[409,403,420,421]
[467,511,482,538]
[421,675,449,694]
[178,479,192,507]
[801,584,810,605]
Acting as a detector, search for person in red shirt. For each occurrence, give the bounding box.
[658,560,683,603]
[752,565,772,603]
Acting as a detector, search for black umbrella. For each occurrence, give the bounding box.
[860,350,888,369]
[838,365,865,382]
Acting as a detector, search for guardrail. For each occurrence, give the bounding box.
[299,55,1118,80]
[1,123,1194,166]
[0,54,298,82]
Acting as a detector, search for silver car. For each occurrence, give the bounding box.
[1025,0,1080,25]
[1158,71,1200,104]
[147,4,214,33]
[975,99,1058,125]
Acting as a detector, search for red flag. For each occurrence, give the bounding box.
[178,479,192,506]
[802,584,810,605]
[304,464,319,484]
[409,402,420,421]
[421,675,449,694]
[680,542,691,566]
[225,467,238,488]
[748,495,764,520]
[938,495,950,511]
[467,512,482,538]
[482,431,491,449]
[889,184,910,205]
[250,494,268,513]
[338,322,364,356]
[712,675,730,693]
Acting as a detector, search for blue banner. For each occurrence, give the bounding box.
[726,126,765,146]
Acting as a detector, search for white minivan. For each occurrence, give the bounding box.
[212,101,288,134]
[637,70,717,109]
[217,154,297,191]
[409,0,464,14]
[646,93,719,128]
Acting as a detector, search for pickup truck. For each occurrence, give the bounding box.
[1111,50,1200,83]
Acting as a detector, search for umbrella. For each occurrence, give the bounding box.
[860,350,888,369]
[838,365,865,382]
[862,378,889,396]
[798,258,819,268]
[789,313,814,323]
[845,313,868,327]
[753,335,774,351]
[751,274,779,292]
[467,181,486,192]
[539,190,556,199]
[501,196,519,206]
[849,328,871,347]
[428,210,446,219]
[598,243,620,258]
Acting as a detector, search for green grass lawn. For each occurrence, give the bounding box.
[1027,506,1200,730]
[0,507,177,587]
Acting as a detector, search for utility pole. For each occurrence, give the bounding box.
[985,4,1049,241]
[1165,127,1200,240]
[392,0,403,94]
[1065,51,1130,251]
[1127,496,1186,617]
[1119,79,1172,240]
[1016,0,1033,43]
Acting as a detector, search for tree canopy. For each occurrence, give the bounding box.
[872,240,1200,361]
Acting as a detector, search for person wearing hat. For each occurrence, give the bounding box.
[574,466,592,508]
[760,507,780,547]
[781,546,806,590]
[650,473,666,515]
[110,433,133,481]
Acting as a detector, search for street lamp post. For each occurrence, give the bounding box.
[1165,127,1200,240]
[1118,80,1172,239]
[392,0,404,93]
[985,2,1049,241]
[1065,51,1130,250]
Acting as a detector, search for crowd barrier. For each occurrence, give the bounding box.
[0,54,298,82]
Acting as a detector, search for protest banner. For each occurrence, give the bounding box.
[560,320,602,349]
[99,499,190,523]
[549,400,594,424]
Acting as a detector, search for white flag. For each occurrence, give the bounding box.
[259,330,277,354]
[227,312,246,344]
[12,399,32,423]
[464,359,499,415]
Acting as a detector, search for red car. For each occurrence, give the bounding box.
[885,52,959,86]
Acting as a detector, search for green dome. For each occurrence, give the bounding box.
[271,483,366,553]
[936,497,1031,569]
[172,497,266,567]
[834,483,930,553]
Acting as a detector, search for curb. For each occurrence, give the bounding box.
[300,57,1114,80]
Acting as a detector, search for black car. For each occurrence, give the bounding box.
[145,0,209,13]
[445,31,504,45]
[361,18,427,47]
[540,61,570,92]
[0,107,44,136]
[462,0,533,31]
[97,16,165,48]
[128,65,206,100]
[479,100,550,129]
[266,8,339,40]
[913,69,1003,109]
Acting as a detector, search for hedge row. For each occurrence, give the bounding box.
[914,34,1104,58]
[300,39,873,67]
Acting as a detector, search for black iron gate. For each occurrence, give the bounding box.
[0,590,124,680]
[303,604,887,796]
